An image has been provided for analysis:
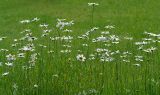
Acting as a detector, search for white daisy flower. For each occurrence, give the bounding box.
[76,54,86,62]
[6,54,16,61]
[88,3,99,6]
[5,62,13,67]
[133,64,141,67]
[2,72,9,76]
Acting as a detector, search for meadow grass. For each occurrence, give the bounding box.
[0,0,160,95]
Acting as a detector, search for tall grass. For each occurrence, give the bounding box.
[0,1,160,95]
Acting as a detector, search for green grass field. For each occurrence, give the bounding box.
[0,0,160,95]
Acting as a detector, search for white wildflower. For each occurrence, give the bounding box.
[143,47,156,53]
[135,56,143,62]
[6,54,16,61]
[5,62,13,67]
[2,72,9,76]
[34,84,38,88]
[32,17,40,22]
[133,64,141,67]
[76,54,86,62]
[88,3,99,6]
[105,25,115,29]
[39,24,48,28]
[20,20,30,24]
[0,37,7,41]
